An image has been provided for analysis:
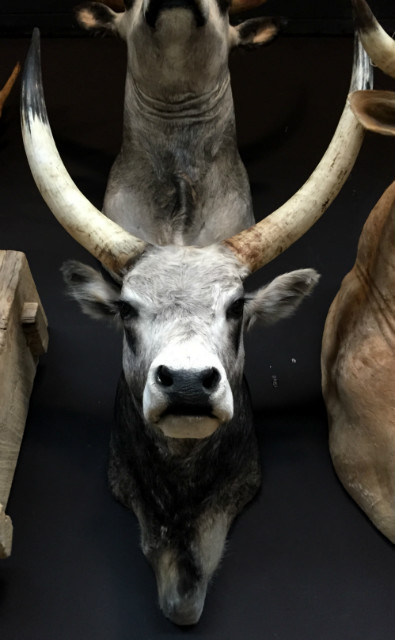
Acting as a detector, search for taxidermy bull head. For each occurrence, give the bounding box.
[21,27,371,625]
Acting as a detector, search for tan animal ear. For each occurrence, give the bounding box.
[232,16,284,48]
[75,1,120,33]
[349,90,395,136]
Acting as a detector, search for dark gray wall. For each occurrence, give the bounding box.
[1,34,395,640]
[0,0,394,36]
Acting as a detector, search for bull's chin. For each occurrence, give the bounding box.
[154,414,221,439]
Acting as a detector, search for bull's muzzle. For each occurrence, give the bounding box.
[143,343,233,438]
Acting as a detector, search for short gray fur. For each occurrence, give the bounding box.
[76,0,282,245]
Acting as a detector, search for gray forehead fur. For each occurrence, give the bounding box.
[122,244,249,309]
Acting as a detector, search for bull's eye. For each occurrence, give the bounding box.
[226,298,245,320]
[118,300,138,321]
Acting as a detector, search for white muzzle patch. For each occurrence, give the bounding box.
[143,339,233,439]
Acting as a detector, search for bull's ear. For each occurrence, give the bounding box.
[244,269,320,330]
[349,90,395,137]
[75,2,122,35]
[231,16,284,49]
[61,260,121,321]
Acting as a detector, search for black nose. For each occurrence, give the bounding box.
[156,366,220,402]
[201,367,220,391]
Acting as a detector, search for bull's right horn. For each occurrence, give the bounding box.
[351,0,395,79]
[224,36,373,273]
[21,29,147,275]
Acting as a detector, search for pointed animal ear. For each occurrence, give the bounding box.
[75,2,122,35]
[244,269,320,331]
[231,17,284,49]
[349,90,395,137]
[61,261,122,322]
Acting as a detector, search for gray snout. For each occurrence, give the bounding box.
[160,584,206,626]
[156,365,220,408]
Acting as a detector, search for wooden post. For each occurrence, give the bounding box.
[0,251,48,558]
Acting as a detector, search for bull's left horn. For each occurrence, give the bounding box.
[224,36,372,272]
[351,0,395,79]
[21,29,147,274]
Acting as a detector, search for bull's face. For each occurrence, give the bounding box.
[121,246,245,438]
[76,0,280,95]
[62,246,318,439]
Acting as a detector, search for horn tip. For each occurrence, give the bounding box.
[350,34,373,93]
[32,26,41,41]
[21,27,48,130]
[351,0,376,34]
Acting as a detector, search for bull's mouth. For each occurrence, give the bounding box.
[145,0,206,29]
[162,402,214,418]
[154,404,220,439]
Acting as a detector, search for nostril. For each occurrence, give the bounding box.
[156,365,173,387]
[201,367,220,392]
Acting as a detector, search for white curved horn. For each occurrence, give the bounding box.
[351,0,395,79]
[224,36,373,272]
[21,29,146,274]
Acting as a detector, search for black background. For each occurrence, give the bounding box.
[1,2,395,639]
[0,0,395,35]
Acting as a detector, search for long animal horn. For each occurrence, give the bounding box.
[21,29,147,274]
[351,0,395,79]
[224,36,372,272]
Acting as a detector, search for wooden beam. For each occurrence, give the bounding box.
[0,251,48,558]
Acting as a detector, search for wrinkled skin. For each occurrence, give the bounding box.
[76,0,281,245]
[321,0,395,544]
[322,181,395,543]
